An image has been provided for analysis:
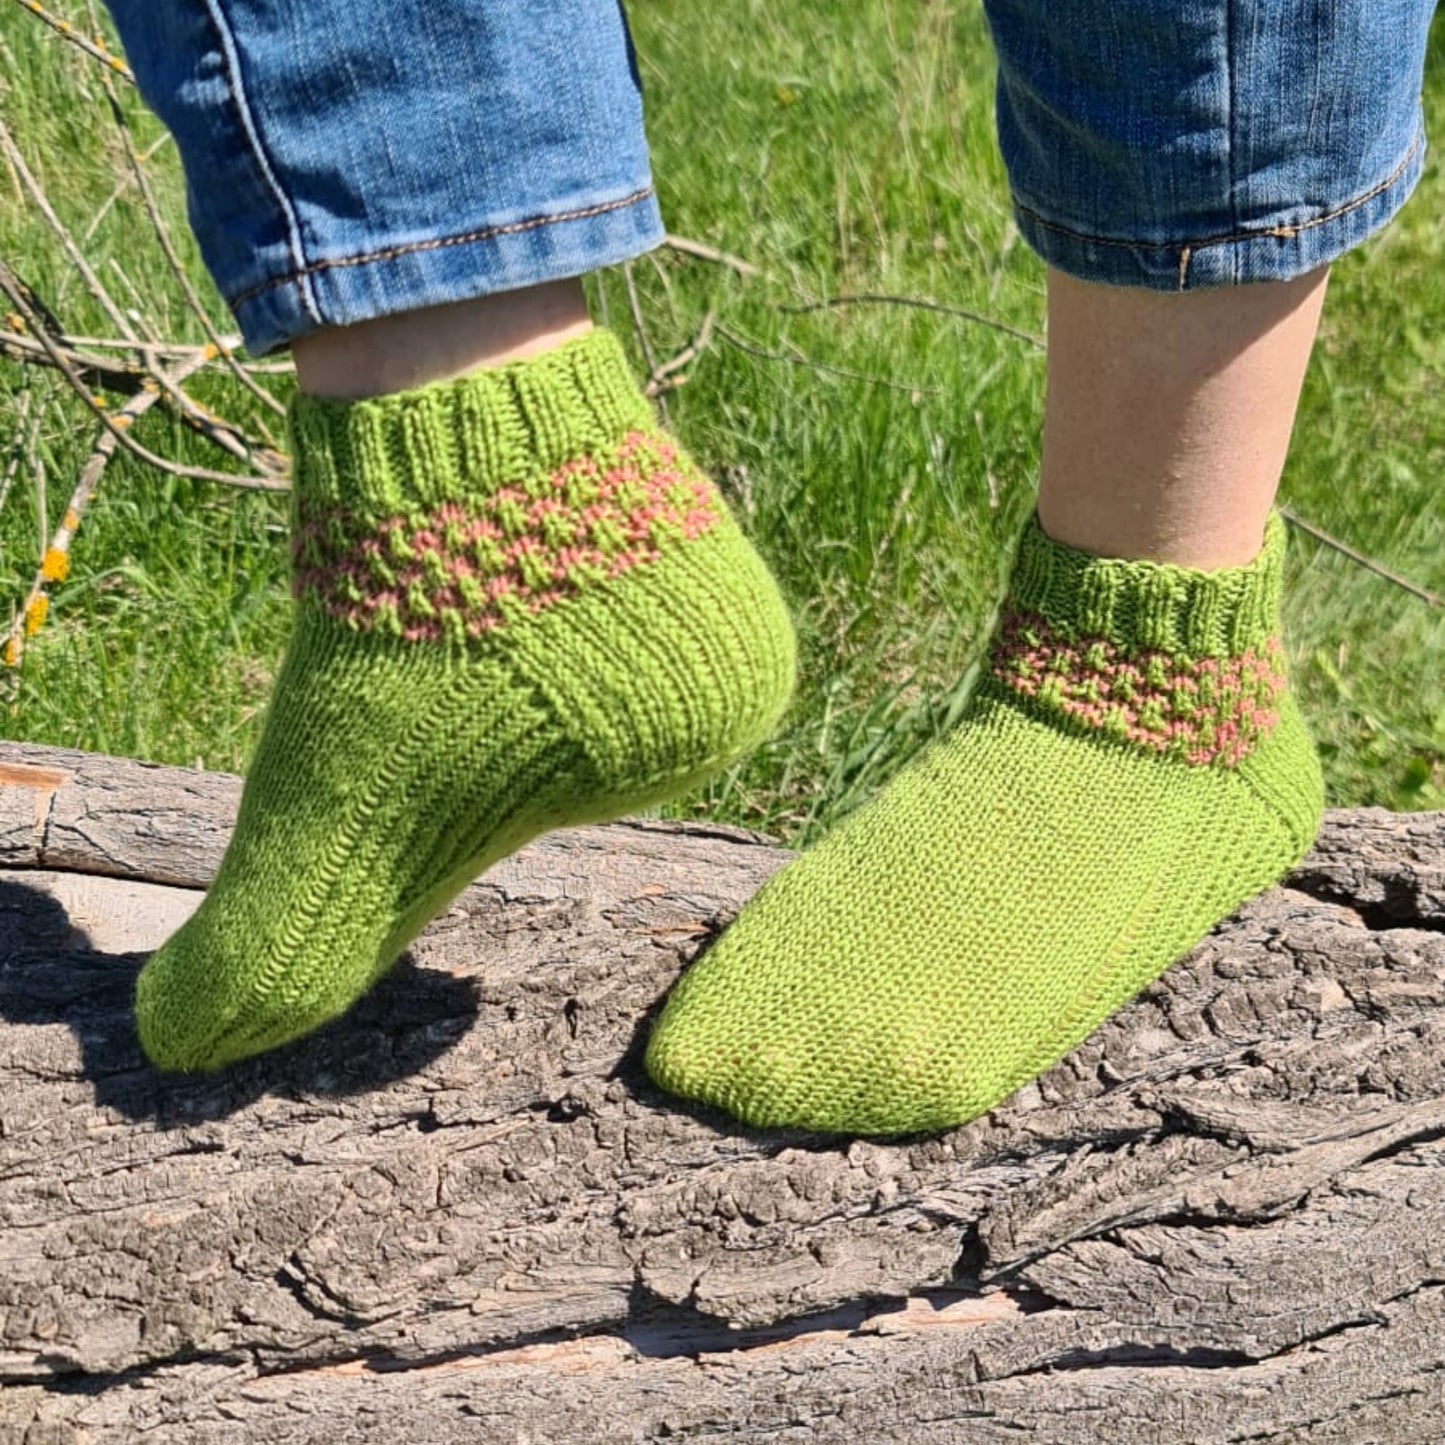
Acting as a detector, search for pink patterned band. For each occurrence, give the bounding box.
[989,610,1286,767]
[292,431,722,644]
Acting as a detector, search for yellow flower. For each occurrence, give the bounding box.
[40,547,69,582]
[3,638,19,667]
[24,595,48,635]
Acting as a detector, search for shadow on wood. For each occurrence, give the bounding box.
[0,871,483,1121]
[1,741,1443,1444]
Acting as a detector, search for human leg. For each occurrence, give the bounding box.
[644,0,1435,1134]
[1038,266,1329,569]
[100,0,797,1069]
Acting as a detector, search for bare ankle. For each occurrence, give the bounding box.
[1035,266,1330,570]
[291,278,593,400]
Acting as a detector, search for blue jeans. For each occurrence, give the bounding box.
[103,0,662,356]
[105,1,1438,355]
[983,0,1438,289]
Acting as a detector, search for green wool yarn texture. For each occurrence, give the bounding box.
[136,328,796,1071]
[645,512,1324,1136]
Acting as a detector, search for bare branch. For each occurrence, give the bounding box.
[645,250,682,328]
[715,323,943,397]
[2,327,285,473]
[662,233,761,278]
[643,310,715,397]
[7,0,134,81]
[622,261,660,377]
[1,327,146,388]
[20,331,228,358]
[623,260,664,419]
[0,259,288,491]
[782,292,1045,349]
[1279,506,1441,609]
[137,345,288,473]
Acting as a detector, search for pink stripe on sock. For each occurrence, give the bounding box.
[294,430,723,644]
[989,610,1286,768]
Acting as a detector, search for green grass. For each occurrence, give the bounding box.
[2,0,1442,844]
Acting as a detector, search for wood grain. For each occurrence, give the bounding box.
[1,740,1441,1443]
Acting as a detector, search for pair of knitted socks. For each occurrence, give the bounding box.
[136,328,1322,1136]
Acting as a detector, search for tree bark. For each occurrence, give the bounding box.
[0,740,1442,1444]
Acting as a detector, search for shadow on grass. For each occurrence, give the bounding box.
[0,876,478,1124]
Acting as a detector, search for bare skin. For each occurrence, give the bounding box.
[291,278,592,401]
[1037,266,1331,570]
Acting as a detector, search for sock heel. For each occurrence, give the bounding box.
[1235,690,1326,862]
[507,518,798,818]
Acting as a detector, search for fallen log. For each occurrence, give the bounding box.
[0,740,1442,1444]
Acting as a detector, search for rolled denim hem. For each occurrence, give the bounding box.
[229,187,665,357]
[102,0,662,358]
[1010,125,1427,293]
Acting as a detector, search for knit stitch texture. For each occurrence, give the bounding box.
[135,328,796,1071]
[645,512,1323,1135]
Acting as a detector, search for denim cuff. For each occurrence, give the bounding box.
[235,189,665,358]
[104,0,663,356]
[984,0,1437,292]
[1011,127,1427,292]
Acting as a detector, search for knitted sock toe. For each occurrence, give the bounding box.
[136,329,796,1071]
[644,513,1323,1136]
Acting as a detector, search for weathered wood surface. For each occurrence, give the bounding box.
[0,739,1442,1444]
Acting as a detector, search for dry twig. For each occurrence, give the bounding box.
[642,310,716,397]
[0,259,287,490]
[1,348,218,676]
[0,327,146,391]
[716,322,943,397]
[0,326,284,473]
[662,233,761,278]
[622,261,660,376]
[1279,506,1441,609]
[782,291,1045,349]
[7,0,133,81]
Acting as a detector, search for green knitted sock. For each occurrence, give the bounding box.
[136,329,795,1071]
[645,512,1323,1135]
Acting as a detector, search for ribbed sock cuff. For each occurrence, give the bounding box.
[286,328,656,514]
[1006,511,1285,657]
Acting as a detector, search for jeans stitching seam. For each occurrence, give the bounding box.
[1226,0,1239,262]
[1013,127,1423,259]
[1210,0,1240,289]
[199,0,322,328]
[227,186,657,310]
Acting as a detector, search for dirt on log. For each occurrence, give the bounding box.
[0,739,1442,1445]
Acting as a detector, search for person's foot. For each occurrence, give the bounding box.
[645,513,1323,1135]
[135,329,796,1071]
